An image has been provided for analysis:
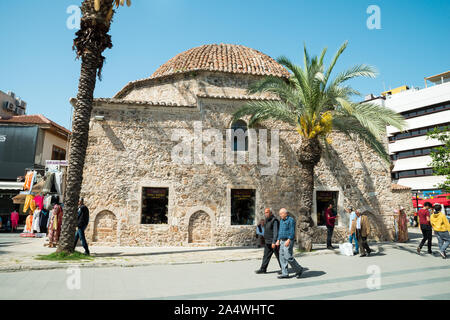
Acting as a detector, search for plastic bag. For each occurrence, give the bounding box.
[339,242,354,256]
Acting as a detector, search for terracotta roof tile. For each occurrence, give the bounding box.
[114,44,290,99]
[151,44,290,80]
[0,114,70,135]
[391,183,411,191]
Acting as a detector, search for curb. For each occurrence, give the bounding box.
[0,240,401,273]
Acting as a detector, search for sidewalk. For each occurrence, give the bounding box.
[0,228,426,272]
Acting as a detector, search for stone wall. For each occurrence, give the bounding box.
[81,72,399,247]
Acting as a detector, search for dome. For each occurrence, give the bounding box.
[150,43,290,79]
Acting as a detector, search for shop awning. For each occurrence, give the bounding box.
[0,181,24,190]
[11,180,45,204]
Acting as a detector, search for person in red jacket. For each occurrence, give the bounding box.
[325,203,337,249]
[417,202,433,255]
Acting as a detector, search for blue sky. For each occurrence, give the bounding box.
[0,0,449,130]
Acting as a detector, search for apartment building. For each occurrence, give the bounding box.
[384,71,450,197]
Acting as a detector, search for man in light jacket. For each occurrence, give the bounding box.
[350,209,373,257]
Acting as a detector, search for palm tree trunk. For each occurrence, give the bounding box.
[296,138,322,252]
[56,1,114,253]
[56,53,98,253]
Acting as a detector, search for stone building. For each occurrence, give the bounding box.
[74,44,409,247]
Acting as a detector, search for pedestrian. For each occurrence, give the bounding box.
[255,208,281,274]
[396,207,409,243]
[430,203,450,259]
[10,210,19,232]
[73,198,90,255]
[351,209,373,257]
[347,207,359,255]
[325,203,337,249]
[417,202,433,255]
[413,210,419,228]
[256,219,265,248]
[276,208,303,279]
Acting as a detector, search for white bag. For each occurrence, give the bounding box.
[339,243,354,256]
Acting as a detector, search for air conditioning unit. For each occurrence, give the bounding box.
[3,101,15,111]
[7,91,15,99]
[17,108,25,115]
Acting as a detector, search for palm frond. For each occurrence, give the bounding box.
[332,116,390,162]
[324,40,348,83]
[232,101,298,127]
[331,64,377,87]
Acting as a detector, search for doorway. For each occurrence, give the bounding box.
[316,191,338,226]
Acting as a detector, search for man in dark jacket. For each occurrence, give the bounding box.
[73,198,90,255]
[255,208,282,274]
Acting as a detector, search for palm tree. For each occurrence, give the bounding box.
[233,42,406,252]
[57,0,131,254]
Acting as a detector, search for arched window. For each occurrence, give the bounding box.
[231,120,248,151]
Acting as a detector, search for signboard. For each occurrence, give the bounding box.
[45,160,68,166]
[144,188,168,199]
[45,160,68,173]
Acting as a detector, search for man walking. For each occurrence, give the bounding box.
[325,203,337,249]
[417,202,433,255]
[430,203,450,259]
[347,207,359,255]
[276,208,303,279]
[73,198,90,255]
[351,209,373,257]
[255,208,281,274]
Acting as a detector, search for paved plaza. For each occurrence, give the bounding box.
[0,229,448,300]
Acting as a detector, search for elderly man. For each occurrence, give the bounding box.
[350,209,373,257]
[276,208,303,279]
[255,208,281,274]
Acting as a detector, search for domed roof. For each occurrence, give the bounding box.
[150,43,290,79]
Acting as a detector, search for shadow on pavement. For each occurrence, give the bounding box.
[90,246,262,258]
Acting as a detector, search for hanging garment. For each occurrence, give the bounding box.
[34,195,44,210]
[39,210,49,234]
[47,207,54,229]
[54,172,63,195]
[48,204,63,245]
[51,195,59,205]
[43,195,52,211]
[23,195,35,213]
[23,171,35,191]
[32,209,41,233]
[42,172,55,194]
[10,211,19,229]
[25,214,33,233]
[30,199,37,212]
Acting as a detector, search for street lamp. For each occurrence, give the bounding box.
[415,190,421,212]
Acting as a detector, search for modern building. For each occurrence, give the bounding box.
[0,115,71,223]
[0,90,27,118]
[384,71,450,198]
[72,43,408,247]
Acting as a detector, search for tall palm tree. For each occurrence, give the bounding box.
[57,0,131,254]
[233,42,406,252]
